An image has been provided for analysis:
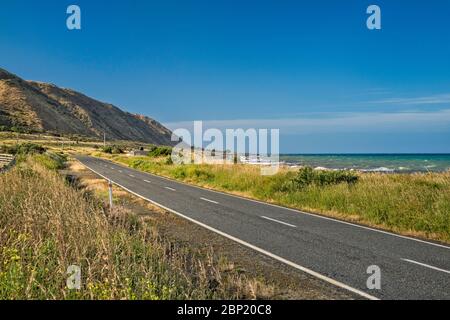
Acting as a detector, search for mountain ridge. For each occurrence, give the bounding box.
[0,68,174,145]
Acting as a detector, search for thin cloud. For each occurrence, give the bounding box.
[165,110,450,135]
[342,88,392,100]
[369,94,450,106]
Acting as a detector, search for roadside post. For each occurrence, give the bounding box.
[108,179,113,210]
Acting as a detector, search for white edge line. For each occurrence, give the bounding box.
[144,180,151,183]
[165,187,176,191]
[402,259,450,275]
[200,197,219,204]
[89,157,450,250]
[78,159,380,301]
[261,216,297,228]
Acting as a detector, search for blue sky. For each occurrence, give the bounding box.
[1,0,449,153]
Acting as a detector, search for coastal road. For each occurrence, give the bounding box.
[75,155,450,300]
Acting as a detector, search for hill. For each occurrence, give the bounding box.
[0,68,173,145]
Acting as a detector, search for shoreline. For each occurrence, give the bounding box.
[279,163,450,174]
[241,161,450,174]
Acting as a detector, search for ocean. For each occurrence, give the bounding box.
[279,154,450,173]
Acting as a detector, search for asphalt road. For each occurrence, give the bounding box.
[76,155,450,300]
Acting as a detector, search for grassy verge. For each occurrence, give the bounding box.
[99,154,450,243]
[0,154,271,299]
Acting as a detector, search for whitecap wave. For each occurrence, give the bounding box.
[359,167,395,173]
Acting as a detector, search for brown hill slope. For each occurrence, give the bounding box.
[0,68,173,145]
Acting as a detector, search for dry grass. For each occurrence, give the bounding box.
[0,156,273,300]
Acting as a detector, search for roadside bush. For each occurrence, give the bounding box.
[172,166,187,179]
[33,153,67,170]
[292,167,358,188]
[0,143,46,155]
[186,166,215,181]
[129,158,162,173]
[9,126,32,134]
[165,156,174,165]
[148,146,172,158]
[101,146,113,154]
[101,145,124,154]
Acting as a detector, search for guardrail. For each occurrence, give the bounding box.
[0,154,15,172]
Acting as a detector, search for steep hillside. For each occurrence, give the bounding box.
[0,68,173,145]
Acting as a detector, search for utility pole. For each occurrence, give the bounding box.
[103,131,106,147]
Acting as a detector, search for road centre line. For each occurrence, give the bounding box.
[200,197,219,204]
[261,216,297,228]
[402,259,450,274]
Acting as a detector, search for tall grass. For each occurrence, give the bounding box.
[0,142,46,155]
[106,155,450,242]
[0,156,267,299]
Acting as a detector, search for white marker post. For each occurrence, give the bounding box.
[108,180,113,210]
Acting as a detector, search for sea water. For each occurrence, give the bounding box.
[279,154,450,173]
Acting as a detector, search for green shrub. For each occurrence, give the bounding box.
[148,146,172,158]
[165,156,174,165]
[0,143,46,155]
[172,166,187,179]
[9,126,31,134]
[101,146,113,154]
[128,158,163,173]
[111,146,124,154]
[33,153,67,170]
[292,167,358,188]
[101,145,124,154]
[187,167,215,181]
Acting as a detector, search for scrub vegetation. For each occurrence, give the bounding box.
[0,153,272,299]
